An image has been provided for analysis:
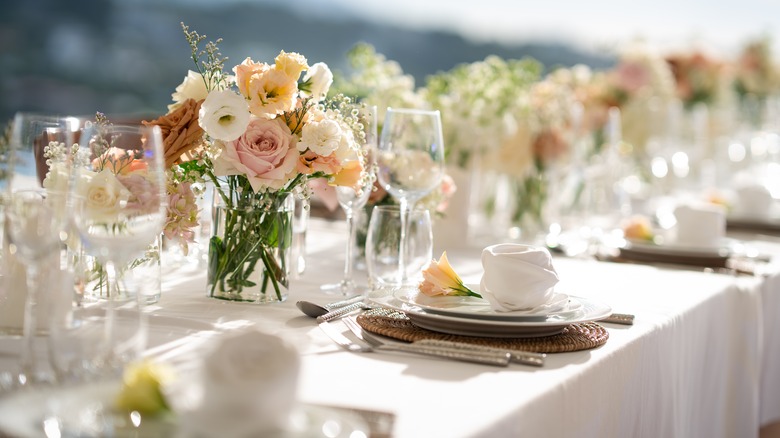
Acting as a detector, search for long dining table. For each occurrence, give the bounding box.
[1,218,780,437]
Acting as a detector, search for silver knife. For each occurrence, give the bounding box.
[414,339,546,367]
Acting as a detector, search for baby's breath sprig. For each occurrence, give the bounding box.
[0,120,11,182]
[180,22,229,93]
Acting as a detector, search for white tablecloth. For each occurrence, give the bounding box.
[1,219,779,437]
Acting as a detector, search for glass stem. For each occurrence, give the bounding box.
[19,264,40,385]
[398,199,411,284]
[102,261,118,367]
[342,207,357,293]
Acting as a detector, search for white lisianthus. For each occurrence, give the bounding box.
[297,118,342,156]
[76,169,131,223]
[199,90,251,142]
[301,62,333,101]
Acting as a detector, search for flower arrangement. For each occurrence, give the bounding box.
[589,42,676,152]
[331,43,425,131]
[665,50,727,109]
[422,55,542,169]
[144,24,371,302]
[733,36,780,101]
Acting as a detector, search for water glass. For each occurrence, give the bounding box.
[365,206,432,289]
[291,196,309,279]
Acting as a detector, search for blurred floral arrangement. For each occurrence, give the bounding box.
[733,36,780,101]
[665,50,727,109]
[329,43,456,217]
[422,55,542,170]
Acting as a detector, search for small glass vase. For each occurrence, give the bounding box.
[207,192,293,303]
[75,236,162,305]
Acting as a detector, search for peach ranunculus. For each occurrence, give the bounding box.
[419,252,481,298]
[212,117,299,192]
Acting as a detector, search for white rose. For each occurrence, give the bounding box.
[76,169,130,223]
[198,90,251,142]
[301,62,333,101]
[297,118,342,156]
[169,70,210,112]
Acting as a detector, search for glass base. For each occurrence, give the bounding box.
[319,280,368,297]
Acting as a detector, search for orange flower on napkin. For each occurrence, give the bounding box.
[419,251,481,298]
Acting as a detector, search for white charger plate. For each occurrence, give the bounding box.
[370,289,611,338]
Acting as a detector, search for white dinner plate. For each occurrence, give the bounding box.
[393,288,581,321]
[370,289,612,338]
[621,238,733,258]
[0,380,369,438]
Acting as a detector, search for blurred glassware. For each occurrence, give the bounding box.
[67,122,166,377]
[365,205,432,289]
[376,108,444,283]
[321,106,377,295]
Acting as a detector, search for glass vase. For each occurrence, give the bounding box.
[75,236,162,305]
[207,192,293,303]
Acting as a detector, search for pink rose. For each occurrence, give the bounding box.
[215,117,299,192]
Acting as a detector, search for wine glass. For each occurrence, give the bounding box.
[68,123,166,375]
[2,113,76,387]
[321,106,378,296]
[376,108,444,284]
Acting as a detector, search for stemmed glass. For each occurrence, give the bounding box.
[321,107,378,296]
[3,113,75,387]
[68,123,166,375]
[376,108,444,285]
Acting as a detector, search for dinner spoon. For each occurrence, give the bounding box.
[296,295,364,318]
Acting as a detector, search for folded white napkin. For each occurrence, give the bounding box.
[178,327,300,438]
[480,244,560,312]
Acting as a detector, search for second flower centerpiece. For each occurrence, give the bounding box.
[145,24,372,303]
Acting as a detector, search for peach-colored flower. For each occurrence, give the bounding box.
[329,160,363,189]
[296,150,341,176]
[419,252,481,297]
[143,98,204,167]
[274,51,308,80]
[93,148,148,175]
[622,215,654,241]
[212,117,299,192]
[233,57,270,98]
[246,68,299,118]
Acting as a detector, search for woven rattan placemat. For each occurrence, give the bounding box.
[357,308,608,354]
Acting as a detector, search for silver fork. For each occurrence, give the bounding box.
[344,318,546,367]
[340,317,511,367]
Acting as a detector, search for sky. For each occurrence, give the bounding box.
[315,0,780,57]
